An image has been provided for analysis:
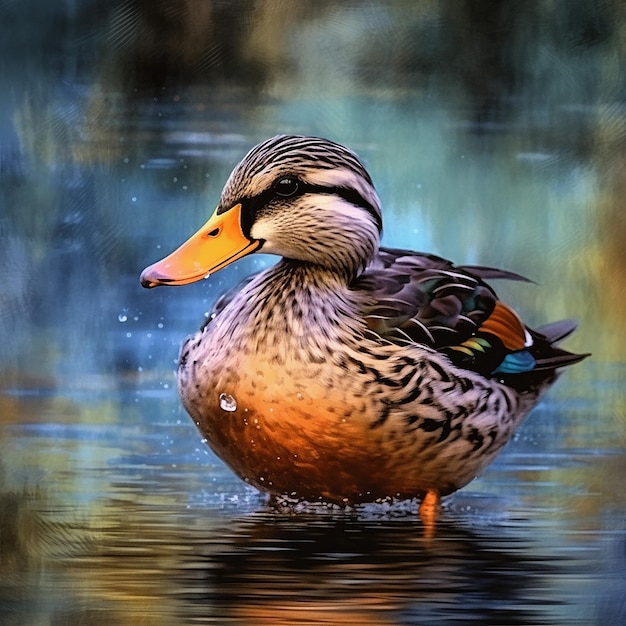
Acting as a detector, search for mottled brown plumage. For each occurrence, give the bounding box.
[141,135,588,519]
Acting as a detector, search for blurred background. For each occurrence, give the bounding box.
[1,1,625,624]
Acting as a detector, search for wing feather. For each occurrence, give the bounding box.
[353,246,588,386]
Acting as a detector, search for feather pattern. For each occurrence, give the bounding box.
[144,134,589,509]
[208,244,587,388]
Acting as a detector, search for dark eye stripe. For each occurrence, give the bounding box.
[240,181,382,236]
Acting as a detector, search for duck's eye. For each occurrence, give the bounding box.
[273,177,300,197]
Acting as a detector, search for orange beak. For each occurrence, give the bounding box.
[140,203,260,288]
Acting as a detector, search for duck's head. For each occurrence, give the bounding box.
[140,135,382,288]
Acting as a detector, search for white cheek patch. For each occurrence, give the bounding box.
[250,196,372,247]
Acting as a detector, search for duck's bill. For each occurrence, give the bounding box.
[140,203,260,288]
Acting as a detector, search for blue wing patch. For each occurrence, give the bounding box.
[492,351,536,375]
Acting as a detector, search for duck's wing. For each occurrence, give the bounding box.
[353,247,588,386]
[354,247,528,348]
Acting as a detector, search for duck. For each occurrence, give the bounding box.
[140,134,588,520]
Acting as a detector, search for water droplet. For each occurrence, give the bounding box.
[118,314,128,322]
[219,393,237,412]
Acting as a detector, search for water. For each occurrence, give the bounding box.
[1,1,625,624]
[219,393,238,412]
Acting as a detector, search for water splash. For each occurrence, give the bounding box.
[219,393,237,412]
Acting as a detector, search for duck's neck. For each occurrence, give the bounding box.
[210,258,365,361]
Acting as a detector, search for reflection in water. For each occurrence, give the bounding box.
[204,512,561,625]
[1,1,626,624]
[1,485,618,625]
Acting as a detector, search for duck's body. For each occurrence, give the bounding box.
[141,135,587,511]
[179,259,536,503]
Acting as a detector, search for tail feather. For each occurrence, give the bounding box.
[535,319,580,345]
[529,320,590,372]
[532,350,590,372]
[499,319,589,391]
